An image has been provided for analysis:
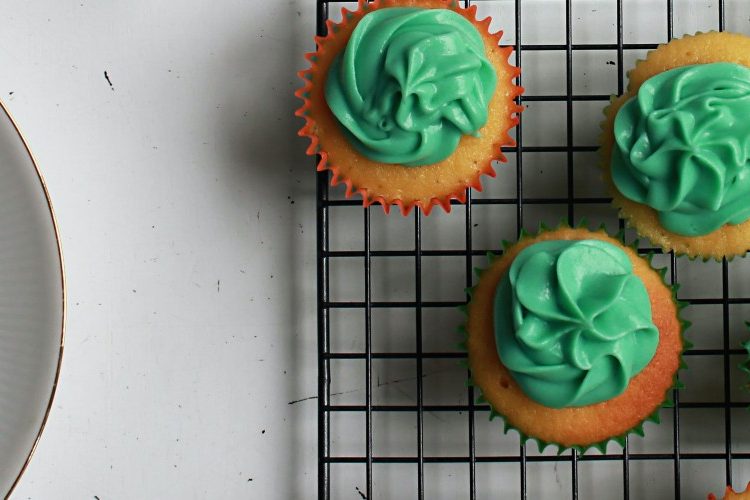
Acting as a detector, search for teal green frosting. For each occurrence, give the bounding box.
[324,7,497,166]
[612,62,750,236]
[493,240,659,408]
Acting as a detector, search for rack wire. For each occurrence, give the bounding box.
[314,1,750,498]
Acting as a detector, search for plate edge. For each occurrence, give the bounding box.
[0,98,66,500]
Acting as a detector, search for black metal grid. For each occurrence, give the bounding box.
[314,1,750,498]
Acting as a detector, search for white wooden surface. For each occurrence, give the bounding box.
[1,1,318,498]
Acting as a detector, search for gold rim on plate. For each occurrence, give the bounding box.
[0,98,66,500]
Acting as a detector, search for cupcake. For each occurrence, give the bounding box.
[463,224,686,451]
[600,31,750,259]
[296,0,522,215]
[708,482,750,500]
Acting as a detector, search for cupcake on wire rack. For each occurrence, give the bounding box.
[296,0,523,215]
[600,31,750,260]
[462,223,688,451]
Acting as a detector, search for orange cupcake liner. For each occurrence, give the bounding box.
[709,482,750,500]
[295,0,523,215]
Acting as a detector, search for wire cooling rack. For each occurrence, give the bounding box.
[313,1,750,498]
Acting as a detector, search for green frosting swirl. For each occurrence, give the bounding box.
[324,7,497,166]
[493,240,659,408]
[612,62,750,236]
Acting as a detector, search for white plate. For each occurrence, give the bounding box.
[0,100,64,497]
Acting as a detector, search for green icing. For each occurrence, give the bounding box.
[493,239,659,408]
[324,7,497,166]
[612,62,750,236]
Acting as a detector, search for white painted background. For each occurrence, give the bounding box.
[1,1,319,498]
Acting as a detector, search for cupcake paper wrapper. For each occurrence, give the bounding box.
[708,482,750,500]
[458,220,690,454]
[295,0,523,215]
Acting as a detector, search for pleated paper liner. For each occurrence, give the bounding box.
[708,482,750,500]
[600,31,750,260]
[459,222,689,453]
[295,0,523,215]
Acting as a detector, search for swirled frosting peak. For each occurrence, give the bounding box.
[612,62,750,236]
[324,7,497,166]
[493,240,659,408]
